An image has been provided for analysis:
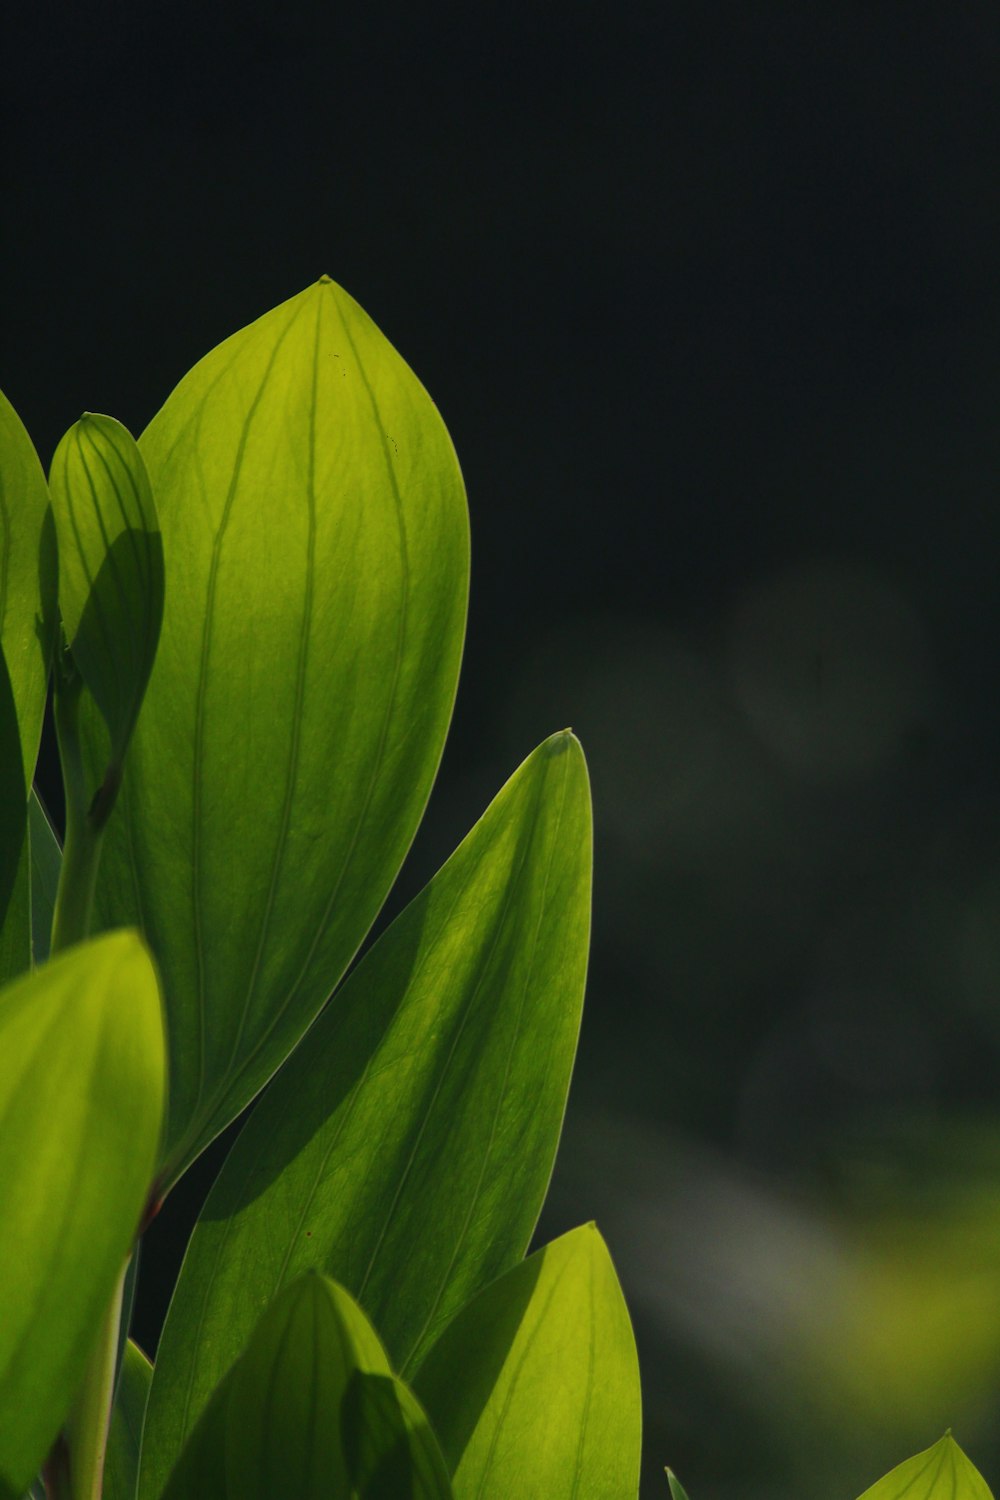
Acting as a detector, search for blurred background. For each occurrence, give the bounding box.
[6,4,1000,1494]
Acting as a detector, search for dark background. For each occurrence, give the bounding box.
[7,5,1000,1495]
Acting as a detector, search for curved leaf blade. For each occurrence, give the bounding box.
[48,413,163,765]
[160,1273,449,1500]
[139,732,589,1497]
[0,932,166,1499]
[27,790,61,966]
[666,1469,691,1500]
[412,1225,642,1500]
[90,277,469,1183]
[104,1340,153,1500]
[857,1433,993,1500]
[0,392,56,983]
[344,1371,453,1499]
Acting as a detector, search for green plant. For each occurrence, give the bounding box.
[0,279,990,1500]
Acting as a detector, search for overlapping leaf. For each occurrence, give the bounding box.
[87,277,469,1185]
[160,1273,451,1500]
[27,791,61,966]
[48,412,163,766]
[412,1224,642,1499]
[139,732,590,1498]
[857,1433,993,1500]
[0,933,165,1499]
[0,392,57,983]
[104,1340,153,1500]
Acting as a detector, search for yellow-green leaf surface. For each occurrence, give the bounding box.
[89,277,469,1184]
[412,1225,641,1499]
[104,1340,153,1500]
[0,932,165,1499]
[161,1273,450,1500]
[139,734,589,1498]
[0,392,56,983]
[49,413,163,765]
[857,1434,993,1500]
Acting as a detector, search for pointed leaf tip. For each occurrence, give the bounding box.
[857,1432,994,1500]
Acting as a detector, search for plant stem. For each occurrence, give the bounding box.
[62,1259,129,1500]
[46,655,130,1499]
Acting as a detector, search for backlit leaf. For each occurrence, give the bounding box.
[48,413,163,765]
[88,277,469,1184]
[412,1225,641,1499]
[160,1273,450,1500]
[0,932,165,1499]
[0,392,57,983]
[857,1433,993,1500]
[139,733,589,1496]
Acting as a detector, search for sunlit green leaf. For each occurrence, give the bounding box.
[0,932,165,1499]
[412,1225,641,1499]
[0,392,57,983]
[27,790,60,966]
[48,413,163,766]
[140,733,589,1496]
[857,1433,993,1500]
[160,1273,449,1500]
[666,1468,691,1500]
[104,1340,153,1500]
[88,277,469,1185]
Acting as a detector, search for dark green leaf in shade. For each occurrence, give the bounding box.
[139,733,589,1497]
[104,1340,153,1500]
[412,1225,642,1500]
[48,413,163,766]
[343,1371,453,1499]
[0,393,57,983]
[0,932,166,1499]
[27,790,61,966]
[160,1273,451,1500]
[86,278,469,1185]
[857,1433,994,1500]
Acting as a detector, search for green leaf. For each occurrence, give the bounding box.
[104,1340,153,1500]
[343,1371,453,1498]
[666,1469,691,1500]
[0,931,166,1499]
[161,1273,450,1500]
[139,732,589,1496]
[412,1225,641,1500]
[27,789,61,966]
[0,392,56,787]
[88,277,469,1184]
[0,392,57,983]
[857,1434,993,1500]
[48,413,163,766]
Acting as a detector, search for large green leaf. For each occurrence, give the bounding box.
[412,1225,642,1500]
[88,277,469,1184]
[0,931,166,1499]
[139,732,589,1497]
[48,413,163,767]
[160,1273,451,1500]
[104,1340,153,1500]
[857,1434,993,1500]
[0,392,57,983]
